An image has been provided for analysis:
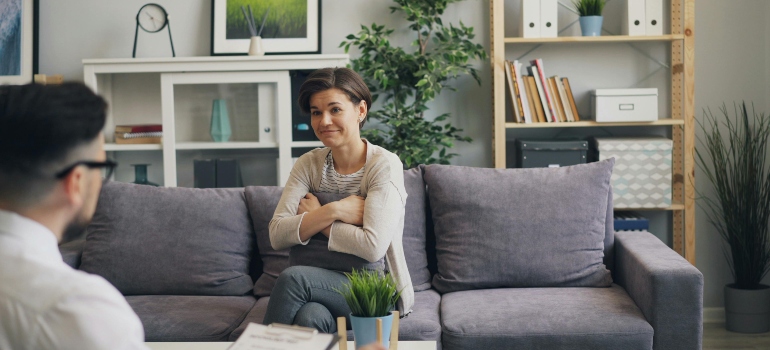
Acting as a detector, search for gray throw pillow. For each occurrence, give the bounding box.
[244,186,290,297]
[289,193,385,272]
[79,182,254,296]
[425,159,615,293]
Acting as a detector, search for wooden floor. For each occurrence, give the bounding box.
[704,323,770,349]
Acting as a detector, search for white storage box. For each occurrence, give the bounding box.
[591,88,658,122]
[592,137,672,208]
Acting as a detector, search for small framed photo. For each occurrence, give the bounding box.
[211,0,320,56]
[0,0,37,85]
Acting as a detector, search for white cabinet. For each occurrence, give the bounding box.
[83,55,349,187]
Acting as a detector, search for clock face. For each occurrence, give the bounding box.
[137,4,168,33]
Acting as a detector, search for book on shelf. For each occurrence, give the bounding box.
[527,65,553,123]
[525,76,546,123]
[114,124,162,133]
[504,60,521,123]
[553,75,574,122]
[562,77,581,121]
[530,59,558,122]
[547,77,566,122]
[513,60,533,123]
[114,131,162,145]
[523,76,541,123]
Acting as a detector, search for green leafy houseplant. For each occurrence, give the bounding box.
[341,0,487,169]
[336,269,401,317]
[572,0,606,16]
[695,102,770,290]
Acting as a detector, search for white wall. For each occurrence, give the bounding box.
[38,0,770,309]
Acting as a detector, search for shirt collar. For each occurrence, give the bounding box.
[0,209,62,262]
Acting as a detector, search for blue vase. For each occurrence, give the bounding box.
[579,16,603,36]
[349,313,394,349]
[210,99,231,142]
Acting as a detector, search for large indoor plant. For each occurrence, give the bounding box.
[696,102,770,333]
[336,269,402,348]
[341,0,486,169]
[572,0,606,36]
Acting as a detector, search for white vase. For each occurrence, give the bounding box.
[248,36,265,56]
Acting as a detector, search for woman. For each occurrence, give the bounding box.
[263,67,414,333]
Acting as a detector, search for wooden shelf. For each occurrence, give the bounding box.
[615,204,685,211]
[505,119,684,128]
[175,142,277,150]
[105,143,162,151]
[503,34,684,44]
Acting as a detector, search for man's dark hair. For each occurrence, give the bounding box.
[298,67,373,129]
[0,82,107,208]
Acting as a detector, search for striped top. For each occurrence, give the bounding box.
[319,150,366,195]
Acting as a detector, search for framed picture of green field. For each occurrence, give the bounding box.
[0,0,38,84]
[211,0,320,55]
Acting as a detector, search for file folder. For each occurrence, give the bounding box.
[520,0,540,38]
[540,0,558,38]
[622,0,646,36]
[645,0,663,35]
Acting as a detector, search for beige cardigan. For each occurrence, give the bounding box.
[269,140,415,315]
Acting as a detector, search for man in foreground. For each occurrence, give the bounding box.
[0,83,148,349]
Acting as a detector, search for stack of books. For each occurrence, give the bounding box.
[505,58,580,124]
[114,124,162,144]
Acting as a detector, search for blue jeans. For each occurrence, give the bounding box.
[263,266,352,333]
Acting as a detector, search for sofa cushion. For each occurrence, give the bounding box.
[79,182,254,296]
[440,285,653,350]
[402,165,432,292]
[126,295,256,342]
[289,192,385,272]
[229,297,271,341]
[229,290,442,344]
[424,160,614,293]
[245,186,290,297]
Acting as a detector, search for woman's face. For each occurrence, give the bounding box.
[309,88,366,149]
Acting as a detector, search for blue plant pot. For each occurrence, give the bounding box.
[210,99,231,142]
[579,16,603,36]
[349,312,394,349]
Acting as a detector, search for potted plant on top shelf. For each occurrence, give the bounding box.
[336,269,402,349]
[696,102,770,334]
[573,0,606,36]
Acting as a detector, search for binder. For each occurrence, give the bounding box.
[520,0,540,38]
[193,159,216,189]
[228,323,339,350]
[645,0,663,35]
[215,159,243,188]
[622,0,646,36]
[540,0,558,38]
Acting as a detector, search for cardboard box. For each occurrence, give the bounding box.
[591,88,658,122]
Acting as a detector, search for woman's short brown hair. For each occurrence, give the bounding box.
[298,67,372,129]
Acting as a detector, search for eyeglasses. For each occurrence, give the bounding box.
[55,160,118,182]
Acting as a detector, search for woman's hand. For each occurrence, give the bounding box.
[334,195,365,226]
[297,193,322,215]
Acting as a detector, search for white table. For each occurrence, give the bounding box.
[145,341,437,350]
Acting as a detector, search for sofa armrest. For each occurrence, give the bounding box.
[614,231,703,350]
[59,238,86,269]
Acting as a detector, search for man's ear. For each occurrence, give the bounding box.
[60,166,85,209]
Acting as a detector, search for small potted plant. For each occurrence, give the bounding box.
[572,0,606,36]
[696,102,770,333]
[336,269,401,349]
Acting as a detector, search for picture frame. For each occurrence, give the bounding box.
[211,0,320,56]
[0,0,38,85]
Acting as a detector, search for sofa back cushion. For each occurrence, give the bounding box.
[424,160,615,293]
[402,165,431,291]
[244,186,290,297]
[79,182,255,296]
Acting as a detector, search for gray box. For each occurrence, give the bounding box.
[516,139,588,168]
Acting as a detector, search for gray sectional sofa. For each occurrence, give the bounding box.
[59,161,703,350]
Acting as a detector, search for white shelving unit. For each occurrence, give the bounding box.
[83,54,349,187]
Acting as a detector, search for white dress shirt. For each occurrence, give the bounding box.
[0,209,148,350]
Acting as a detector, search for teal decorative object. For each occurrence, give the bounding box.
[350,312,394,349]
[131,164,159,186]
[579,16,604,36]
[210,99,231,142]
